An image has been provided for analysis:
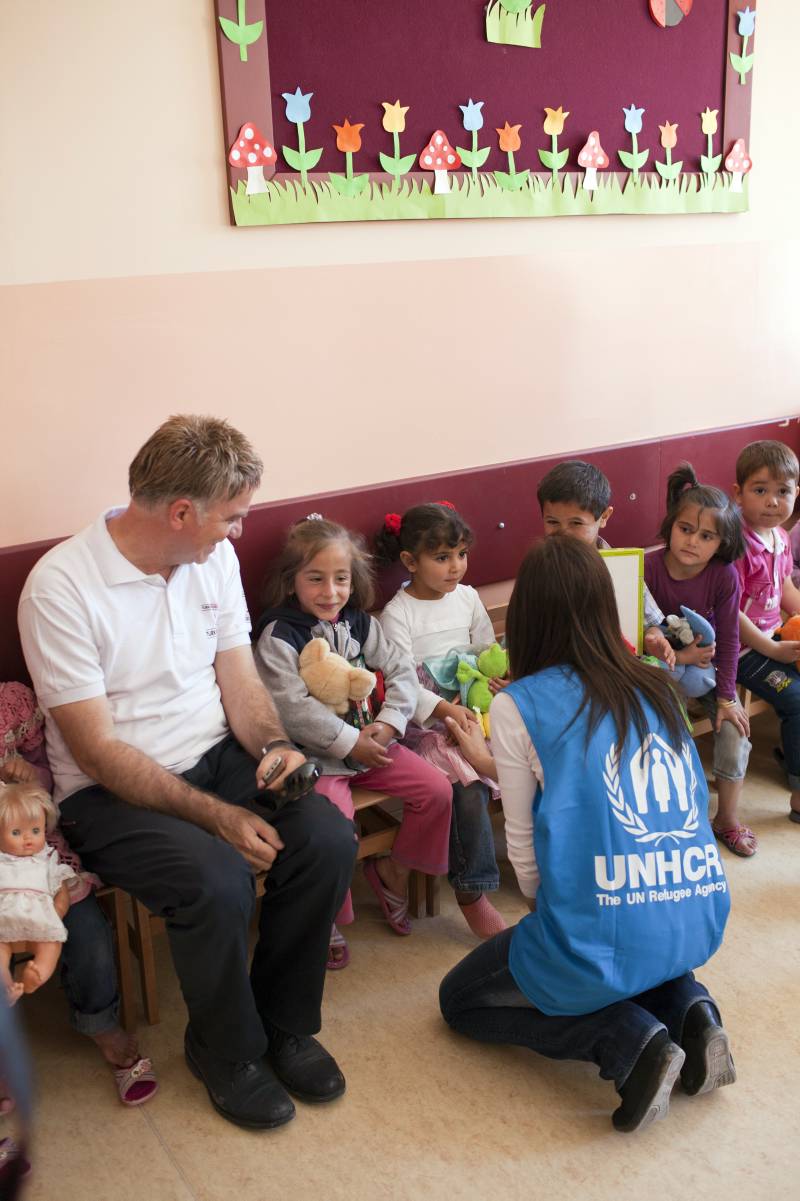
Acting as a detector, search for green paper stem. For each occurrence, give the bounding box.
[740,33,749,85]
[393,131,400,192]
[666,147,672,169]
[472,130,478,183]
[632,132,639,182]
[297,121,307,187]
[550,133,558,185]
[707,133,713,161]
[345,150,353,181]
[508,149,516,175]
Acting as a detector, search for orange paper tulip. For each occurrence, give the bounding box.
[496,122,522,153]
[659,122,678,150]
[332,119,364,154]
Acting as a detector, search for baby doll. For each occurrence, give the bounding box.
[0,783,76,1004]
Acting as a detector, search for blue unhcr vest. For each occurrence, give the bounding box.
[506,667,729,1016]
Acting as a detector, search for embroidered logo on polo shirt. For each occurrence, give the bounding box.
[200,603,219,611]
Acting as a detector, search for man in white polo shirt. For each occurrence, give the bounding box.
[18,415,356,1130]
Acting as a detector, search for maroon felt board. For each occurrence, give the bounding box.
[214,0,756,225]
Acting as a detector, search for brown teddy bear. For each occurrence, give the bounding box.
[298,638,376,715]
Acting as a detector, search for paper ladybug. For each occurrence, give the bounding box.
[649,0,693,27]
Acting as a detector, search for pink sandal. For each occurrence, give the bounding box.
[327,924,351,971]
[363,859,411,936]
[113,1056,159,1106]
[713,824,757,858]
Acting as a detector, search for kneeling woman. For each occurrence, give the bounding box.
[439,536,735,1133]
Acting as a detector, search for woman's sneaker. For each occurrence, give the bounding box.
[612,1031,685,1133]
[680,1002,737,1096]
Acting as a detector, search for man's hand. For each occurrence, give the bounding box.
[0,756,40,785]
[443,716,497,781]
[211,804,285,872]
[643,627,676,670]
[715,700,750,739]
[766,639,800,664]
[349,724,393,768]
[675,635,715,669]
[433,699,477,733]
[256,748,307,793]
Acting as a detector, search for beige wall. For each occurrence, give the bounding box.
[1,1,797,546]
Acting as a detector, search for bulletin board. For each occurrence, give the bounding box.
[214,1,757,227]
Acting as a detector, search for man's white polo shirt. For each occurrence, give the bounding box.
[18,509,252,803]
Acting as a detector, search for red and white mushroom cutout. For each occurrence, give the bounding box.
[419,131,461,194]
[228,122,277,194]
[725,138,752,193]
[577,131,609,191]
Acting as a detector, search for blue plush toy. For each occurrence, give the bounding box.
[660,605,716,698]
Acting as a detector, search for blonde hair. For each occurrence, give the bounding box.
[263,519,375,611]
[128,415,263,506]
[0,783,57,832]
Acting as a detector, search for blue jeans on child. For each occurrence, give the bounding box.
[60,894,120,1036]
[448,782,500,893]
[439,927,715,1090]
[737,650,800,790]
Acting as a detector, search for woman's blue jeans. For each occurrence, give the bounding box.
[737,649,800,789]
[439,926,715,1090]
[60,893,120,1036]
[448,781,500,892]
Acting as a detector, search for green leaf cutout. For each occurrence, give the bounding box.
[378,151,416,177]
[282,145,323,173]
[538,147,569,170]
[655,160,683,182]
[457,145,491,170]
[618,148,649,171]
[218,15,263,62]
[304,148,323,171]
[700,153,722,175]
[493,169,530,192]
[729,52,754,77]
[329,174,370,198]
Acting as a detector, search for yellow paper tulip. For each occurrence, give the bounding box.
[543,106,569,136]
[381,100,410,134]
[700,107,718,136]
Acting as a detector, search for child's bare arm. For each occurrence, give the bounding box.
[739,610,800,662]
[781,575,800,616]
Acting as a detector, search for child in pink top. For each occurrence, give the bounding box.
[733,440,800,824]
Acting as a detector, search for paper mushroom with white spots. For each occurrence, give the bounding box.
[419,131,462,194]
[577,131,608,191]
[228,122,277,194]
[725,138,752,192]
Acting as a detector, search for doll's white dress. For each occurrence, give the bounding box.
[0,847,76,942]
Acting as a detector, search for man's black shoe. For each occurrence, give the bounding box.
[612,1030,685,1133]
[263,1021,346,1103]
[184,1025,296,1129]
[680,1001,737,1096]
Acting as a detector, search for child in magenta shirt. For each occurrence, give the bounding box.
[734,440,800,824]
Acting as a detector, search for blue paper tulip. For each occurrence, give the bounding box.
[623,105,645,135]
[737,7,756,37]
[459,99,485,132]
[282,87,313,124]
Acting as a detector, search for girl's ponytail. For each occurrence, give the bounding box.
[374,503,474,567]
[373,513,404,566]
[664,462,699,512]
[658,461,745,564]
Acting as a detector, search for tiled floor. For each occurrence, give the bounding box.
[15,714,798,1200]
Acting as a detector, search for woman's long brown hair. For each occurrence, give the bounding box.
[506,536,686,751]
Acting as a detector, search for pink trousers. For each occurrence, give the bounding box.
[315,744,452,926]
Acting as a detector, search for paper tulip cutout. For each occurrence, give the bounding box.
[655,122,683,182]
[649,1,693,28]
[699,108,722,181]
[538,107,570,186]
[329,120,369,197]
[494,123,529,191]
[281,89,323,188]
[379,101,415,183]
[619,106,649,181]
[730,7,756,85]
[457,100,490,183]
[218,0,263,62]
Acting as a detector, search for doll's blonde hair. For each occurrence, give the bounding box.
[0,783,57,832]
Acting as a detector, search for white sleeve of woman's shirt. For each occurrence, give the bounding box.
[491,691,544,900]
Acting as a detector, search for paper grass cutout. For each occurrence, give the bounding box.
[577,132,608,191]
[730,7,755,86]
[281,88,322,188]
[228,123,276,193]
[419,131,461,194]
[725,138,752,192]
[329,120,369,197]
[648,1,693,28]
[456,100,490,184]
[619,106,649,182]
[699,108,722,182]
[379,101,415,185]
[494,123,529,190]
[218,0,263,63]
[538,107,570,186]
[486,0,546,50]
[655,123,682,183]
